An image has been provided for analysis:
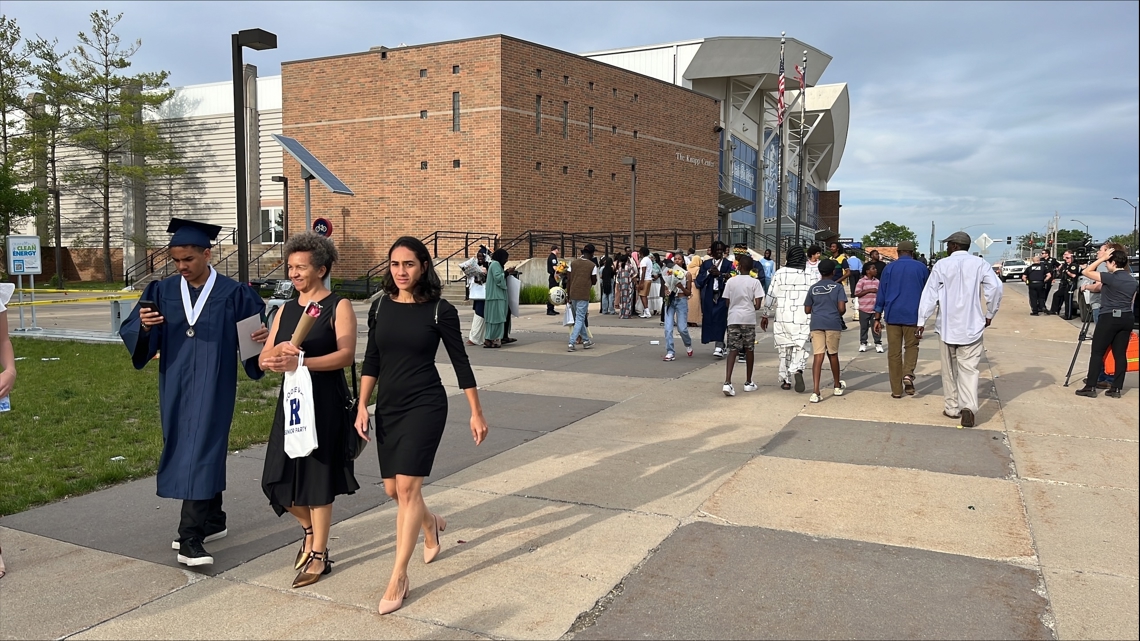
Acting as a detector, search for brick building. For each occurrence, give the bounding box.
[281,35,721,276]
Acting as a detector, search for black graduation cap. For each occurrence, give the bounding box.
[167,218,222,248]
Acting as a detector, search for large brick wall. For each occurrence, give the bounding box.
[282,35,719,278]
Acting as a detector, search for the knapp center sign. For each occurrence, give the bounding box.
[676,152,716,168]
[7,235,43,275]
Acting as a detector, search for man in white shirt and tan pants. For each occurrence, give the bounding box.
[917,231,1003,428]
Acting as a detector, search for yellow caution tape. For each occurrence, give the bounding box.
[15,288,130,294]
[8,293,142,307]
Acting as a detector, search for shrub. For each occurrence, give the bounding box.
[521,285,550,305]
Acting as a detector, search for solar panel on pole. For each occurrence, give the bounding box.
[270,134,355,195]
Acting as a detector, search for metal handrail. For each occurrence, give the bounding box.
[124,226,237,287]
[212,227,278,279]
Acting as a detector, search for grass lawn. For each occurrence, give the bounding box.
[0,337,283,517]
[26,280,128,291]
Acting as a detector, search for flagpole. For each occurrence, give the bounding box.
[774,33,786,267]
[795,51,807,247]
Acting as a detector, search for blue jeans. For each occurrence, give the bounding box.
[569,299,591,345]
[664,297,692,355]
[601,291,614,314]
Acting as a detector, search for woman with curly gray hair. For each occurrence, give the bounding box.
[259,231,360,589]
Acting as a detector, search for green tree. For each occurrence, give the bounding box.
[0,15,34,248]
[26,35,76,248]
[65,10,176,281]
[1016,232,1045,251]
[861,221,917,247]
[1106,229,1138,251]
[0,163,44,263]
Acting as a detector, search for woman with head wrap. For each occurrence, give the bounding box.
[760,246,814,391]
[482,249,509,348]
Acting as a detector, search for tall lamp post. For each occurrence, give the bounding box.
[232,28,277,284]
[1070,219,1089,242]
[1112,197,1138,254]
[621,157,636,252]
[271,175,289,242]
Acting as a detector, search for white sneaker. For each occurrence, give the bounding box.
[834,380,847,396]
[809,392,821,403]
[722,383,735,397]
[744,382,758,392]
[858,344,867,352]
[737,354,747,363]
[713,347,724,358]
[875,344,884,353]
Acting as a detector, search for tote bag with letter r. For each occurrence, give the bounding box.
[283,353,318,458]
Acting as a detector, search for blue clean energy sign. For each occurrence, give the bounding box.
[7,235,43,275]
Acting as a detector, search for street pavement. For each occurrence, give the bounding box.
[1,282,1137,639]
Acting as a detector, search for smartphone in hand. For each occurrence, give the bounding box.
[139,299,159,314]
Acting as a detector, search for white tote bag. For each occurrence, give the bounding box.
[283,353,318,458]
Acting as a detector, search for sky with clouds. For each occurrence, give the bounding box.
[5,1,1137,256]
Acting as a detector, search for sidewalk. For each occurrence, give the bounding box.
[1,284,1136,639]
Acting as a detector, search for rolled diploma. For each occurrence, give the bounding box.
[288,301,322,348]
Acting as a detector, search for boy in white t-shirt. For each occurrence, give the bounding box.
[721,254,766,396]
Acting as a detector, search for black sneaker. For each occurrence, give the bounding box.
[794,371,806,393]
[172,527,227,550]
[1074,387,1097,398]
[177,538,214,567]
[1105,388,1122,398]
[960,408,975,428]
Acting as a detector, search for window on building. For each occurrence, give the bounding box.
[452,92,461,132]
[380,51,388,60]
[536,68,542,78]
[612,88,617,98]
[563,75,569,84]
[611,173,617,181]
[258,207,284,244]
[588,106,594,143]
[562,166,568,174]
[420,161,428,170]
[420,110,428,119]
[562,101,569,139]
[633,93,639,102]
[453,159,461,168]
[536,95,542,134]
[633,130,638,139]
[730,134,758,227]
[588,169,594,178]
[611,125,617,134]
[536,161,542,171]
[589,81,594,90]
[761,129,780,224]
[419,68,427,78]
[452,65,460,74]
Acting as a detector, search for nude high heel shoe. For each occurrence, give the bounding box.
[424,514,447,564]
[377,576,410,615]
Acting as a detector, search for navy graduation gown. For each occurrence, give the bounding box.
[696,257,733,344]
[119,273,265,501]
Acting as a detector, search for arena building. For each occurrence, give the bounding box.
[21,34,848,282]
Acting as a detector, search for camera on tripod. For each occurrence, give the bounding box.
[1066,239,1095,264]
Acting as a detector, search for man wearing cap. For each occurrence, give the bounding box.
[874,240,929,398]
[119,218,269,567]
[918,231,1003,427]
[565,244,598,351]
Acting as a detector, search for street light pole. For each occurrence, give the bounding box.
[232,28,277,284]
[1070,218,1089,241]
[1112,197,1138,255]
[622,157,636,252]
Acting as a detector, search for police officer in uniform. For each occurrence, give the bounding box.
[1049,252,1081,318]
[546,245,560,315]
[1022,256,1051,315]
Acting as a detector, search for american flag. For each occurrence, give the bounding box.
[795,64,805,92]
[777,41,786,125]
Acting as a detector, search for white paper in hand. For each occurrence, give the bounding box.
[236,313,264,361]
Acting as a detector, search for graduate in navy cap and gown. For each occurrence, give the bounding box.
[696,240,734,358]
[119,218,269,567]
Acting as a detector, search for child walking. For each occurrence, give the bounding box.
[853,262,883,352]
[721,254,766,396]
[804,259,848,403]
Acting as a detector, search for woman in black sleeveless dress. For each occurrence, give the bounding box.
[260,232,359,589]
[355,236,488,615]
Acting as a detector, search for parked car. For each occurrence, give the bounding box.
[998,259,1028,281]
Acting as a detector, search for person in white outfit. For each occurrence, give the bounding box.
[465,253,488,346]
[917,231,1003,428]
[760,246,814,392]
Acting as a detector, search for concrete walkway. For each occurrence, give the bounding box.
[1,283,1136,639]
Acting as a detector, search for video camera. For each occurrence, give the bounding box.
[1065,239,1096,264]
